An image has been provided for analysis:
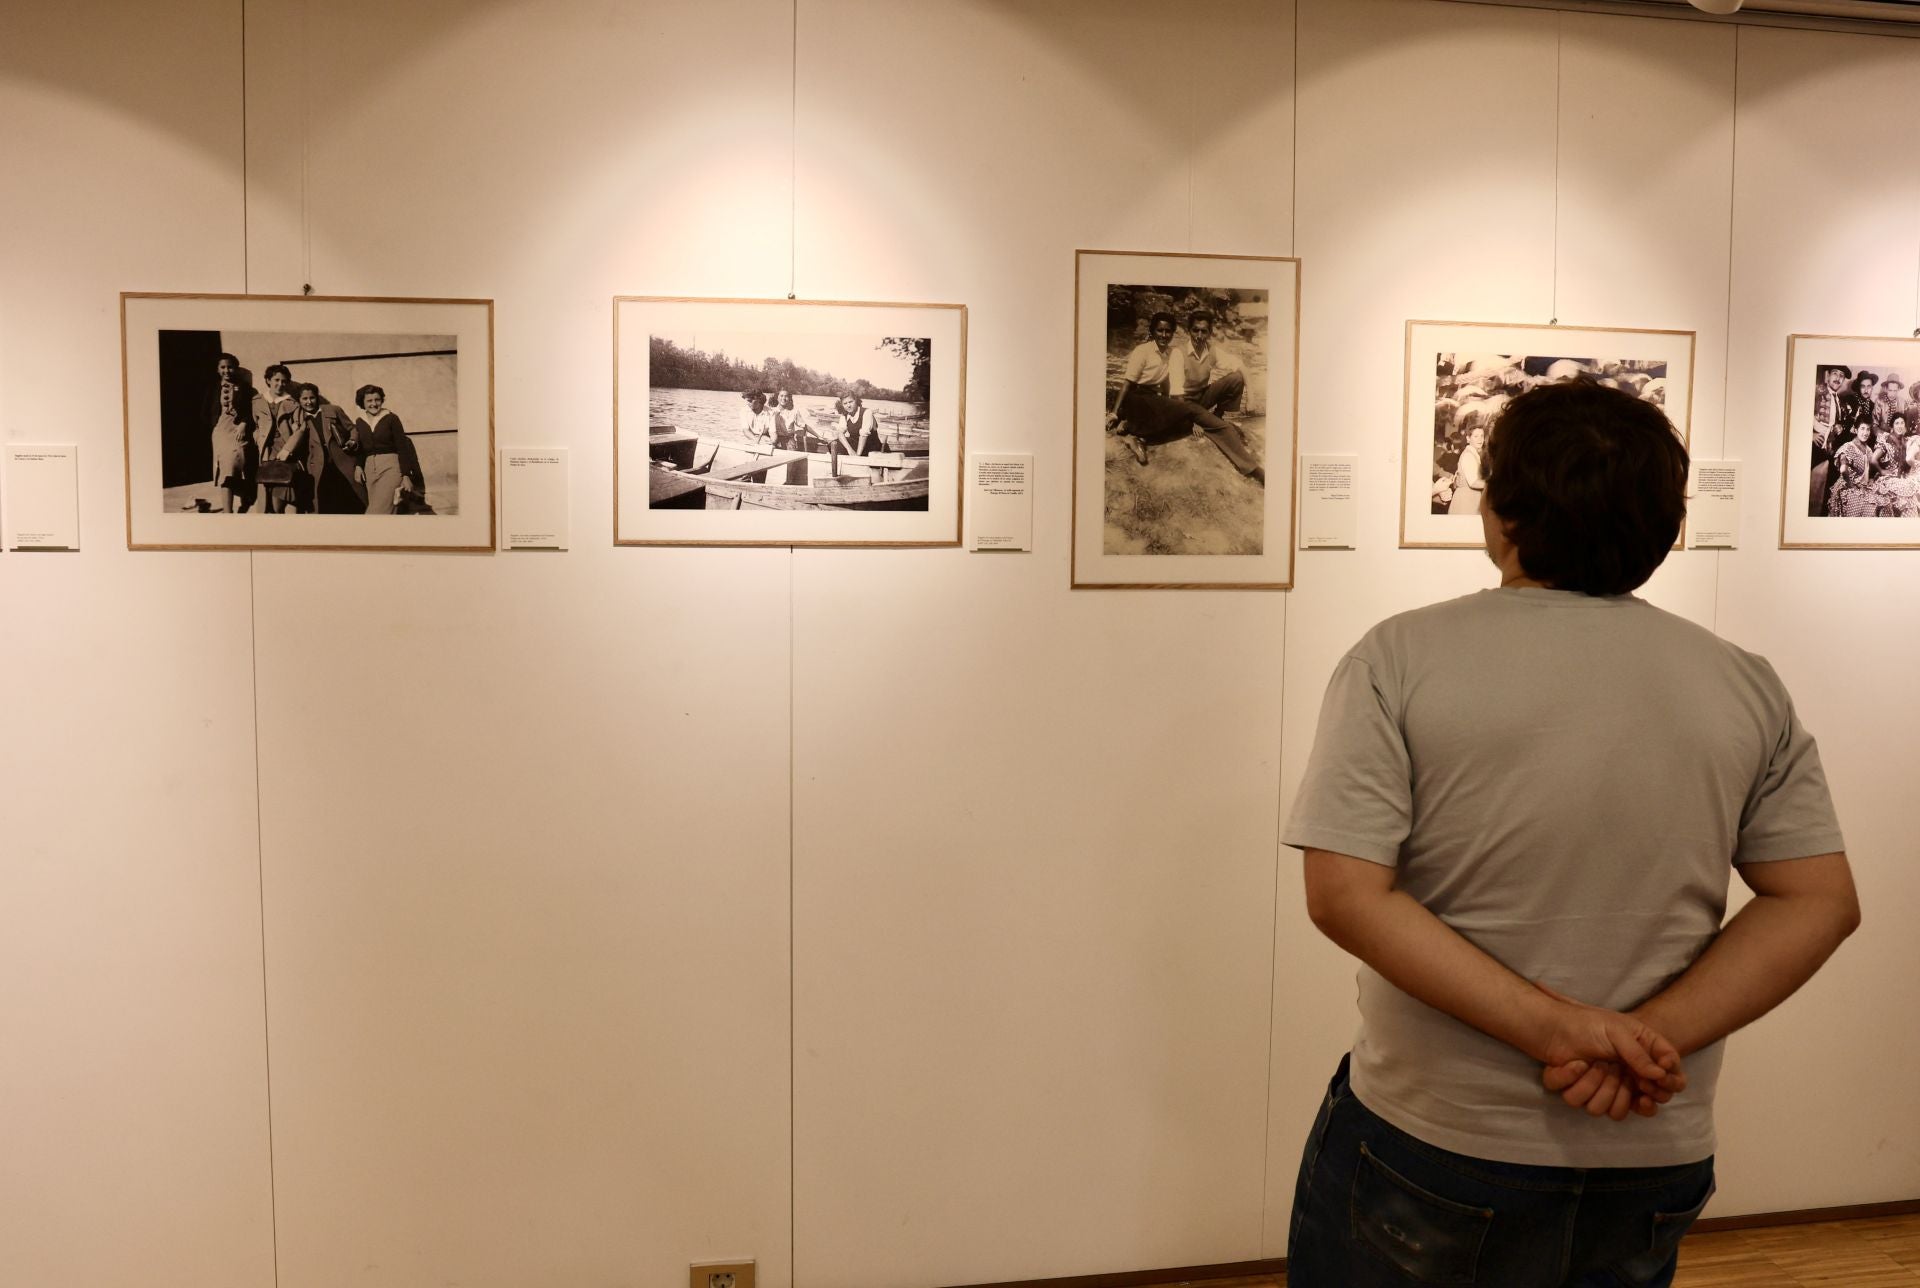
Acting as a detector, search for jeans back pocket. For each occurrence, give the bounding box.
[1349,1143,1493,1285]
[1616,1172,1715,1284]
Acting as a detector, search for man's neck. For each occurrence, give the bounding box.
[1492,543,1548,589]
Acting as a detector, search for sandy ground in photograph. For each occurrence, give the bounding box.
[1103,415,1267,556]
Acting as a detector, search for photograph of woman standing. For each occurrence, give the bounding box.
[351,383,426,514]
[210,378,255,513]
[1447,423,1488,515]
[295,382,367,515]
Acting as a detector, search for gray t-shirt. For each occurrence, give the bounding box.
[1284,587,1844,1168]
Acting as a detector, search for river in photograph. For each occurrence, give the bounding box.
[650,386,922,448]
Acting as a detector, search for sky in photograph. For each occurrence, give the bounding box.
[656,330,919,389]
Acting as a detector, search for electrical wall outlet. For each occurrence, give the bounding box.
[690,1259,755,1288]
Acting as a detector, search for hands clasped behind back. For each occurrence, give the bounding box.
[1534,982,1689,1122]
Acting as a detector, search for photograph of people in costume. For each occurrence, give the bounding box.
[1427,353,1669,516]
[645,330,934,512]
[154,329,457,517]
[1802,362,1920,519]
[1102,284,1270,556]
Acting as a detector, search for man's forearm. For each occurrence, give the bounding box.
[1633,876,1860,1057]
[1310,882,1563,1062]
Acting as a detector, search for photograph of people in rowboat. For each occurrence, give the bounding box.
[1103,284,1269,556]
[154,328,457,516]
[647,330,934,511]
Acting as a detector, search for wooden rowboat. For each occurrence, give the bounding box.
[649,425,930,511]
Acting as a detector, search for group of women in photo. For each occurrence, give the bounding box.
[1809,365,1920,519]
[1429,354,1667,515]
[736,388,892,456]
[207,352,426,516]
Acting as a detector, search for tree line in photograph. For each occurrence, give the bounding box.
[649,335,930,407]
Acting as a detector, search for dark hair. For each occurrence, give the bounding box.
[1483,378,1687,596]
[354,383,386,409]
[218,351,239,367]
[1187,310,1215,329]
[1148,311,1177,332]
[744,389,767,407]
[264,363,291,384]
[295,382,320,400]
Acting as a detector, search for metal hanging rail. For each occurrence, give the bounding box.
[1428,0,1920,37]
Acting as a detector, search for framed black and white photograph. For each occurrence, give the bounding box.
[1781,334,1920,548]
[1071,250,1299,589]
[121,293,495,551]
[613,296,966,547]
[1400,320,1695,549]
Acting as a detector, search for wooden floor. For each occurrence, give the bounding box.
[1144,1212,1920,1287]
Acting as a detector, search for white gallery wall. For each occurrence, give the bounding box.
[0,2,1914,1287]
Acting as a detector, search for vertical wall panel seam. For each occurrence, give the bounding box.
[1715,26,1742,640]
[247,552,281,1288]
[1260,0,1305,1252]
[239,1,280,1278]
[788,2,803,1279]
[788,545,798,1288]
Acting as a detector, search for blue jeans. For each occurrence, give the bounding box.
[1287,1056,1715,1287]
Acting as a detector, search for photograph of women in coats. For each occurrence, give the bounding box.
[125,294,492,551]
[152,326,458,518]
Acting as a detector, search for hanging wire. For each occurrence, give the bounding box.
[300,0,313,292]
[240,0,251,293]
[1289,0,1300,258]
[788,0,799,300]
[1720,27,1742,462]
[1187,15,1196,253]
[1550,10,1563,326]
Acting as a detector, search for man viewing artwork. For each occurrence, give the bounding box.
[1283,379,1860,1286]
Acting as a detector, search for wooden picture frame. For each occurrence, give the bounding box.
[1400,320,1695,549]
[613,296,966,548]
[1780,333,1920,548]
[121,292,495,551]
[1071,250,1300,589]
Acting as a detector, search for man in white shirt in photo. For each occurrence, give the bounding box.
[1170,309,1263,481]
